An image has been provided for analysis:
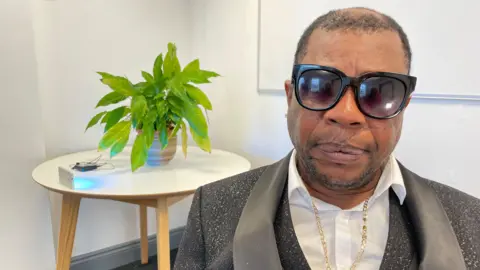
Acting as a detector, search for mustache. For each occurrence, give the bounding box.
[307,131,376,153]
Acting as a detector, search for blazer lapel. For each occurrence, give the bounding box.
[398,162,466,270]
[233,152,292,270]
[274,179,311,270]
[380,190,417,270]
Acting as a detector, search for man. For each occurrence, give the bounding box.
[174,7,480,270]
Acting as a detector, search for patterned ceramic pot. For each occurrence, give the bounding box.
[146,134,177,166]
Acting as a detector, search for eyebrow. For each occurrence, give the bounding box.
[359,67,407,75]
[359,69,385,75]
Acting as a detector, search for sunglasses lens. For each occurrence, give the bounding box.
[358,77,407,118]
[297,70,342,109]
[296,68,409,118]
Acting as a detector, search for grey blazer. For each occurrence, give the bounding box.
[174,152,480,270]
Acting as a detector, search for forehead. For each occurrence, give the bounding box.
[301,29,407,76]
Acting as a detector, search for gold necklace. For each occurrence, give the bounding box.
[310,197,370,270]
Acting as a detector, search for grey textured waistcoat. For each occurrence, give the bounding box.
[174,152,480,270]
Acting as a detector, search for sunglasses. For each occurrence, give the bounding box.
[291,64,417,119]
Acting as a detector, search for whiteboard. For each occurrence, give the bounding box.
[258,0,480,101]
[394,100,480,199]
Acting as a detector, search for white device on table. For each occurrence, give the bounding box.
[58,166,75,189]
[58,166,102,190]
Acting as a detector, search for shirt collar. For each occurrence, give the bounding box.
[287,149,407,209]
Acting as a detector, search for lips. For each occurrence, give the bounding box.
[313,143,367,164]
[317,143,366,155]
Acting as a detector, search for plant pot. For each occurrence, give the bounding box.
[146,134,177,166]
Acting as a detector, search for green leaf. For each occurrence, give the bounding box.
[169,107,183,118]
[153,53,164,82]
[131,133,148,172]
[142,84,156,97]
[163,43,181,78]
[110,127,130,158]
[168,77,189,101]
[183,59,200,73]
[157,120,169,149]
[97,72,116,80]
[123,107,131,116]
[143,123,155,148]
[167,96,188,116]
[99,74,136,96]
[104,106,127,132]
[190,126,211,153]
[101,107,130,124]
[181,59,220,84]
[160,129,169,149]
[169,114,181,123]
[200,70,220,79]
[181,121,188,157]
[167,95,184,112]
[183,104,208,138]
[98,120,131,151]
[132,117,138,129]
[85,111,107,131]
[142,109,157,147]
[131,95,147,121]
[156,100,168,118]
[145,109,158,124]
[186,70,220,84]
[185,84,212,110]
[134,82,148,91]
[101,112,110,123]
[154,91,165,101]
[141,71,155,84]
[96,91,127,108]
[169,121,181,139]
[155,78,167,93]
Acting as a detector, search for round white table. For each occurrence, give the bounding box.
[32,146,251,270]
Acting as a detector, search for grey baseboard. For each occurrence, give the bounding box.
[70,226,185,270]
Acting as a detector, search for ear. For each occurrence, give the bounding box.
[285,80,293,104]
[405,95,412,108]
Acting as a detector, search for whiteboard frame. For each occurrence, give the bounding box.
[255,0,480,103]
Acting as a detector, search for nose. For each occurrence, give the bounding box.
[323,88,366,128]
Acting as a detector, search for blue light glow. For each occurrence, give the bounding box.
[73,177,101,190]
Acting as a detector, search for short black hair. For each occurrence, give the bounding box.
[294,7,412,72]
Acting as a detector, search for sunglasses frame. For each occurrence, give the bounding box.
[291,64,417,119]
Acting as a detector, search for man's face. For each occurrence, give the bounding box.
[285,29,409,190]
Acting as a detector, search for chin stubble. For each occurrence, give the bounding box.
[300,155,378,191]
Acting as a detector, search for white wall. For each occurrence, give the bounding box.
[190,0,292,166]
[32,0,195,257]
[0,0,56,269]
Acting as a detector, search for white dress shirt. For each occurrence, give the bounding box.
[288,150,406,270]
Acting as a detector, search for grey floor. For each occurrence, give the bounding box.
[112,249,178,270]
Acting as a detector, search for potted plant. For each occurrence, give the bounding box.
[85,42,220,172]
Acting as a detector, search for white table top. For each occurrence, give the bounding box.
[32,146,251,199]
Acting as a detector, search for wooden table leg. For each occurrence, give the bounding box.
[139,205,149,264]
[156,197,170,270]
[56,194,81,270]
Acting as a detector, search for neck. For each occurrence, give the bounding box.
[302,169,382,210]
